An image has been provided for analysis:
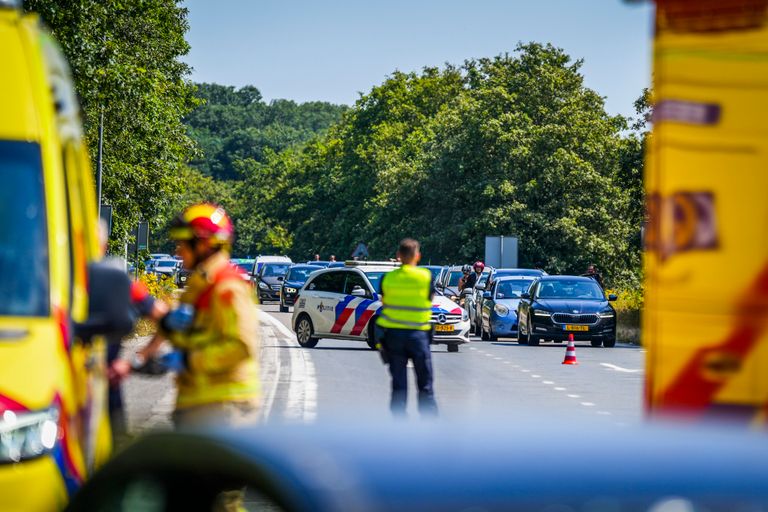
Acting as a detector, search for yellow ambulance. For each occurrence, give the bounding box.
[0,2,122,509]
[644,0,768,425]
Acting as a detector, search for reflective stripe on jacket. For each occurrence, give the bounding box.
[376,265,432,331]
[166,252,260,410]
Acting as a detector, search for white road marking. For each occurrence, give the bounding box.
[600,363,642,373]
[567,394,581,398]
[531,374,541,378]
[597,411,612,416]
[581,402,595,407]
[554,387,566,391]
[542,381,554,385]
[260,310,318,424]
[494,357,503,360]
[521,369,530,373]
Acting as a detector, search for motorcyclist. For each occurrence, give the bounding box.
[458,264,472,291]
[462,261,485,291]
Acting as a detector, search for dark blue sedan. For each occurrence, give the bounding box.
[279,264,320,312]
[517,276,617,347]
[480,276,536,340]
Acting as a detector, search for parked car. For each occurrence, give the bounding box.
[517,275,617,347]
[480,276,537,340]
[279,264,319,312]
[149,258,179,281]
[292,261,470,352]
[232,258,256,283]
[255,262,292,303]
[250,255,292,282]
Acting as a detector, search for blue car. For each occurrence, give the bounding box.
[280,264,320,312]
[480,276,536,341]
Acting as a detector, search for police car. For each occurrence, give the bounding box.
[292,261,471,352]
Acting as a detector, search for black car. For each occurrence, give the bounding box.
[280,264,318,312]
[517,275,617,347]
[255,262,292,303]
[175,263,190,288]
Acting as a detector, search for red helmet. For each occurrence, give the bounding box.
[473,261,485,271]
[169,203,234,247]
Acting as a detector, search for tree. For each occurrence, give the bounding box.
[25,0,198,250]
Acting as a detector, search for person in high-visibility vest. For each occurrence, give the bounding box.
[151,203,261,428]
[376,238,438,417]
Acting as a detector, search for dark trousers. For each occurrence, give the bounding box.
[385,328,438,417]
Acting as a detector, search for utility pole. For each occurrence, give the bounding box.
[96,108,104,217]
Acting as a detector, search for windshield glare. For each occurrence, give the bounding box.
[536,280,604,300]
[495,280,533,298]
[287,267,315,282]
[263,263,290,277]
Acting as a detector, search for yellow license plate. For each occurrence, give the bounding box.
[435,324,454,333]
[565,325,589,332]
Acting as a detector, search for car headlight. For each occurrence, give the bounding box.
[258,281,269,290]
[533,310,551,317]
[494,304,509,316]
[0,408,59,462]
[599,310,615,318]
[285,287,297,294]
[461,309,469,322]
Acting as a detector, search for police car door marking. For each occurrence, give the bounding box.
[350,299,375,336]
[331,295,357,333]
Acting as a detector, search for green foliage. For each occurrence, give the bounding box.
[238,43,645,285]
[185,84,347,180]
[24,0,198,251]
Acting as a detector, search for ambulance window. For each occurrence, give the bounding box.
[0,141,49,316]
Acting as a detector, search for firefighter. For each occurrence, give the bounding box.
[143,203,261,428]
[376,238,438,417]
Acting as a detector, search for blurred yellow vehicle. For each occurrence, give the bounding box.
[0,2,128,510]
[644,0,768,425]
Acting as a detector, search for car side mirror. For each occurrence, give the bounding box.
[521,292,531,299]
[74,261,136,343]
[483,292,491,299]
[608,294,618,301]
[351,286,367,297]
[277,276,284,281]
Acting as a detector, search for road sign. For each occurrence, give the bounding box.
[351,242,369,259]
[484,236,518,268]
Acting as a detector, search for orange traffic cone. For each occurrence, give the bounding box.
[562,334,578,365]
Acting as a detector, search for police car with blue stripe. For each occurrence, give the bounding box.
[292,261,471,352]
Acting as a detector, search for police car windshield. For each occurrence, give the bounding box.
[364,271,387,293]
[287,267,315,282]
[0,141,49,316]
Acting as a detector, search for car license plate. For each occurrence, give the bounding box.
[564,325,589,332]
[435,324,454,333]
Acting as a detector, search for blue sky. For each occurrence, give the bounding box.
[183,1,653,119]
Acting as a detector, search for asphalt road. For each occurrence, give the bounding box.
[123,303,645,434]
[259,304,645,426]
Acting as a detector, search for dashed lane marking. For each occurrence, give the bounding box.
[600,363,642,373]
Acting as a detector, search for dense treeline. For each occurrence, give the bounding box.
[185,83,347,180]
[25,0,198,250]
[236,43,645,286]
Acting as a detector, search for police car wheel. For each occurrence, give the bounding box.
[296,315,319,348]
[447,344,459,353]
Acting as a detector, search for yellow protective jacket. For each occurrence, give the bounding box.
[165,251,260,410]
[376,265,433,331]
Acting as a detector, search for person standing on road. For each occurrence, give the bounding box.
[582,264,605,289]
[376,238,438,417]
[155,203,261,429]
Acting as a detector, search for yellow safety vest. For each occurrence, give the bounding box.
[376,265,433,331]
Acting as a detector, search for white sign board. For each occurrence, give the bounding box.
[484,236,518,268]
